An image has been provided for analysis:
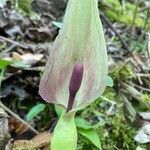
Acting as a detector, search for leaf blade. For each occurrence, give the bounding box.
[78,128,102,150]
[26,103,46,121]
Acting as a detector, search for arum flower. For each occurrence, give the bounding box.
[39,0,108,112]
[39,0,108,149]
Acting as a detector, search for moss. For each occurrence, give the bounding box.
[103,87,119,101]
[100,0,145,27]
[97,113,136,150]
[144,94,150,103]
[12,0,38,18]
[110,63,133,84]
[77,97,137,150]
[17,0,32,15]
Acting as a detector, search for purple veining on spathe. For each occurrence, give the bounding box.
[67,64,84,112]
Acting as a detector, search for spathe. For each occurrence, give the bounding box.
[39,0,108,111]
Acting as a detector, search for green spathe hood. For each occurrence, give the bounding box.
[39,0,108,111]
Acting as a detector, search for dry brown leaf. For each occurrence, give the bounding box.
[13,132,51,150]
[12,52,22,61]
[12,52,44,65]
[42,145,50,150]
[31,132,51,149]
[9,117,29,136]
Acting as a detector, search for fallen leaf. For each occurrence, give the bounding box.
[31,132,51,149]
[12,52,44,65]
[13,132,51,150]
[9,117,29,136]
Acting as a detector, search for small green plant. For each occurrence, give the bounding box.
[26,103,46,121]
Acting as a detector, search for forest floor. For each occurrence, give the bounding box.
[0,0,150,150]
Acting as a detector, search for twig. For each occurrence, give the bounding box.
[0,101,39,135]
[100,96,116,105]
[131,83,150,92]
[119,93,136,122]
[0,36,30,50]
[120,82,150,108]
[135,73,150,78]
[100,13,129,50]
[106,103,116,116]
[140,6,150,12]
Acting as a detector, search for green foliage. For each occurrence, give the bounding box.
[76,118,102,150]
[12,0,38,19]
[0,59,30,70]
[75,118,92,130]
[78,128,102,150]
[18,0,32,15]
[101,0,144,27]
[98,113,136,150]
[110,63,133,84]
[106,76,114,87]
[103,87,118,102]
[26,103,46,121]
[77,94,136,150]
[144,94,150,103]
[54,104,66,117]
[54,106,102,149]
[51,113,77,150]
[0,59,12,69]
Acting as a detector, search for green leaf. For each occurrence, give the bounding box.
[54,104,65,117]
[12,61,31,68]
[78,128,102,150]
[76,118,102,149]
[75,117,92,130]
[51,112,77,150]
[0,60,13,69]
[26,103,46,121]
[0,59,30,70]
[52,21,62,28]
[0,69,5,88]
[106,76,114,87]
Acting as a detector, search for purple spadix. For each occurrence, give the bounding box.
[67,64,84,112]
